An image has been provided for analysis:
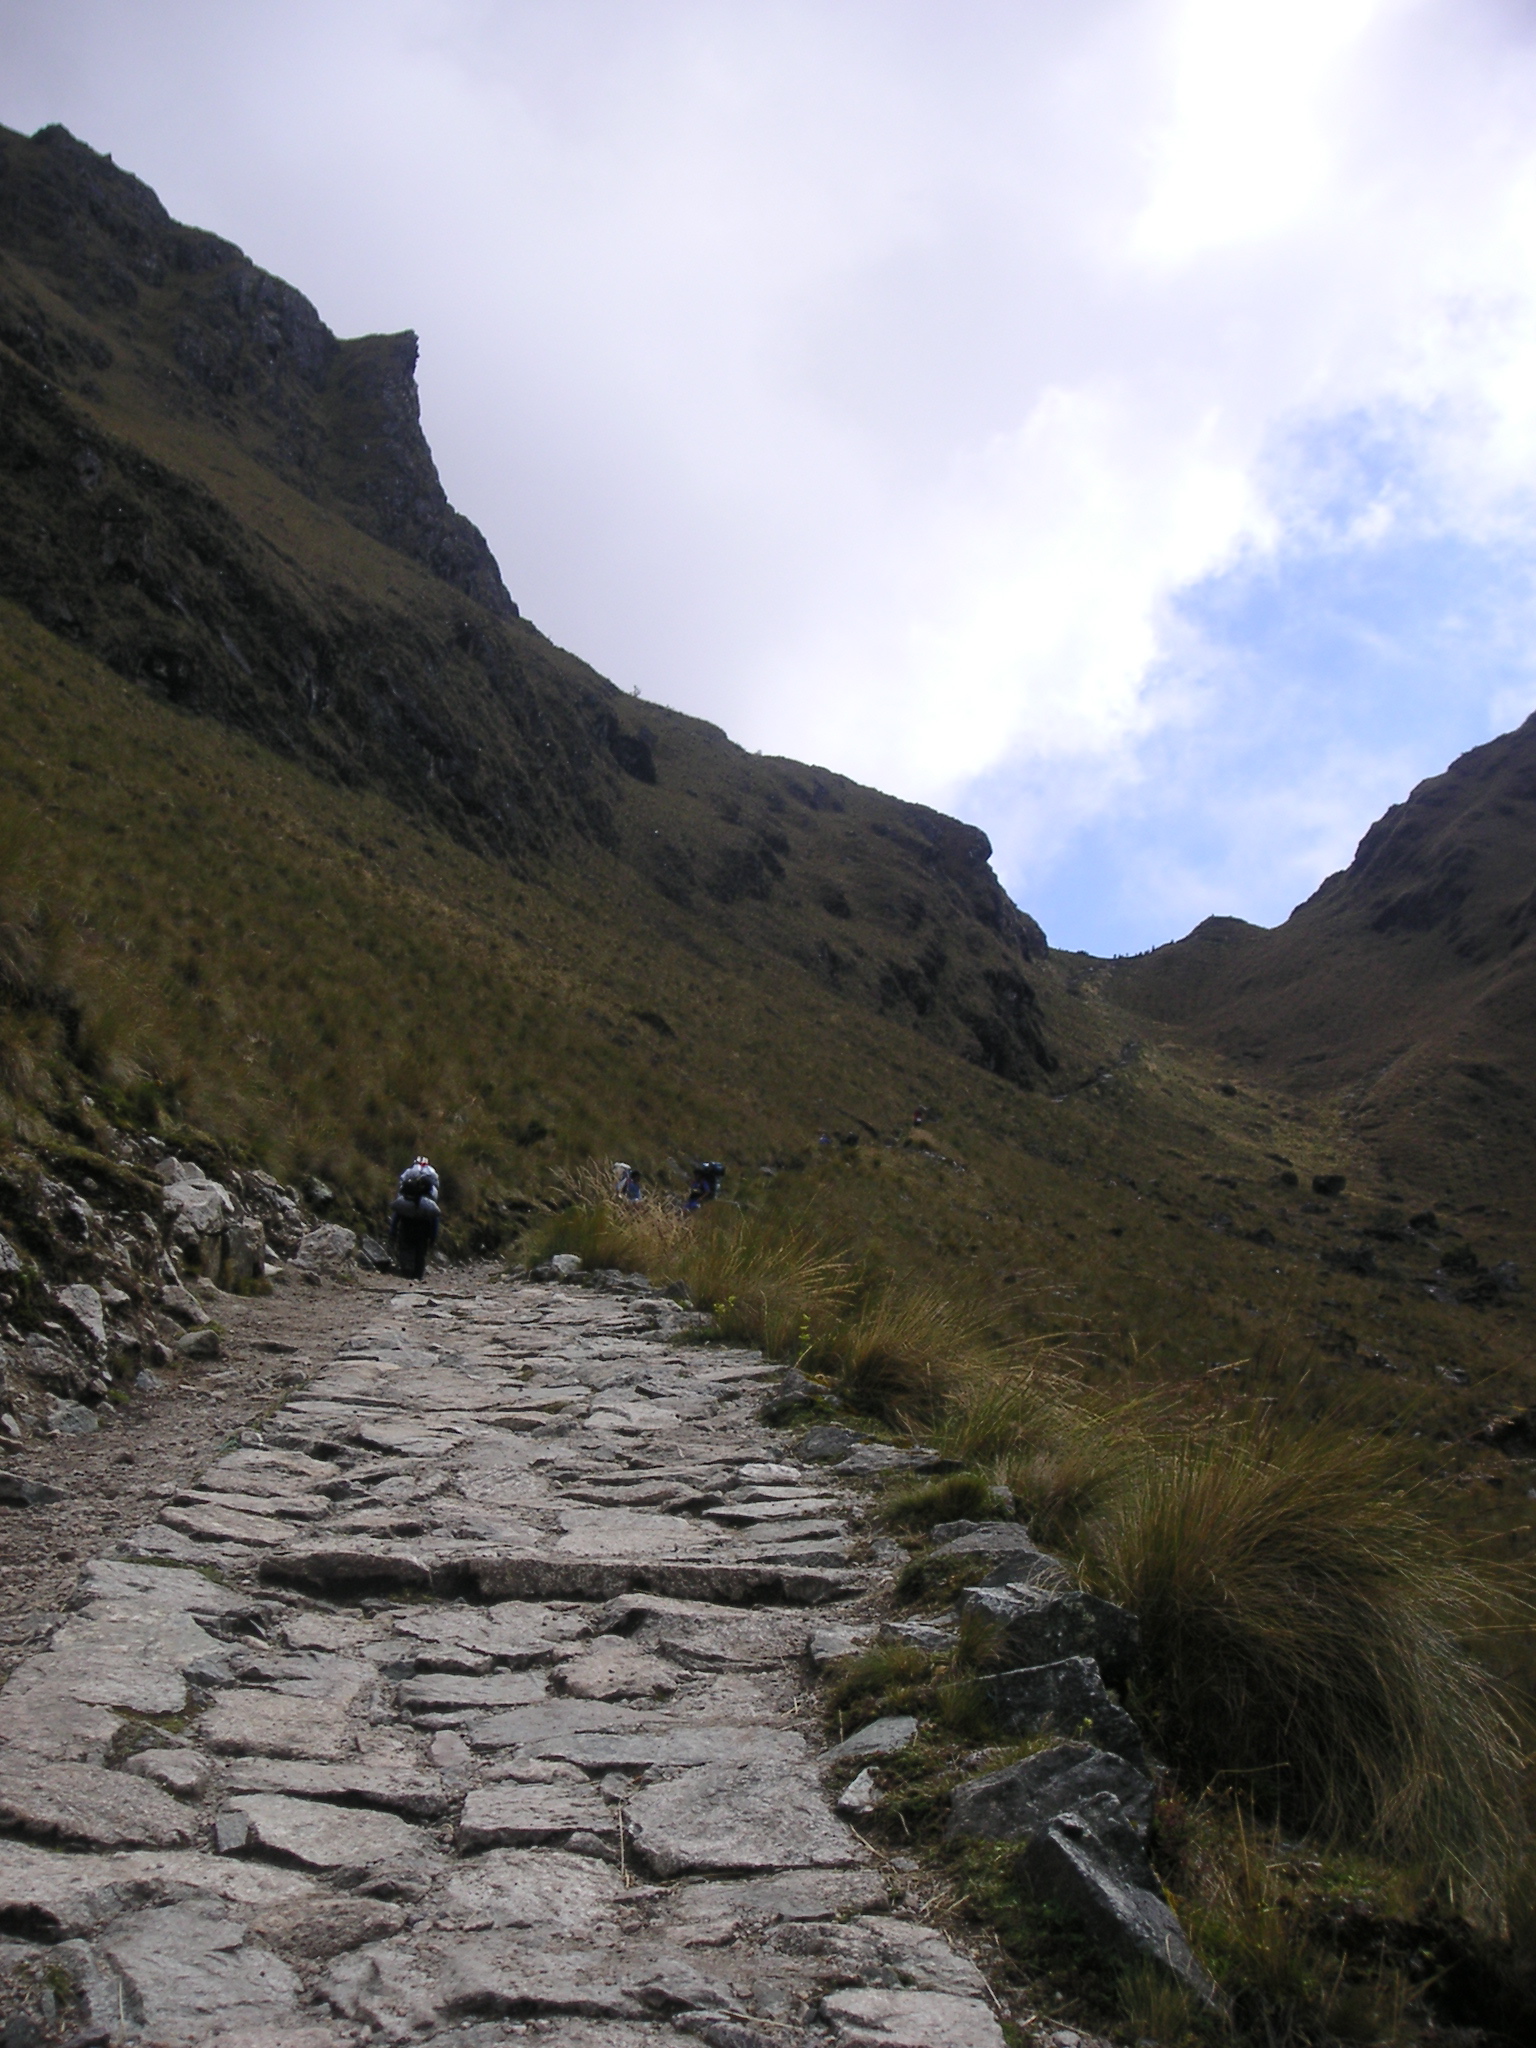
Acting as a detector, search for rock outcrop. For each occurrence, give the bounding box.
[0,1135,322,1444]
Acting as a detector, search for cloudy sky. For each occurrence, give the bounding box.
[5,0,1536,952]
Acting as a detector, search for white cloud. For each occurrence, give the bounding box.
[4,0,1536,943]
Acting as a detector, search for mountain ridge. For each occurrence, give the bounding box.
[1108,712,1536,1225]
[0,119,1052,1091]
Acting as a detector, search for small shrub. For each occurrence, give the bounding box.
[892,1551,990,1609]
[880,1470,995,1532]
[824,1641,936,1734]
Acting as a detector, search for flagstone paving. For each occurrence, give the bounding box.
[0,1275,1008,2046]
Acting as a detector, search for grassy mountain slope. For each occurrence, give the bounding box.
[0,119,1050,1092]
[1106,716,1536,1247]
[7,584,1532,1428]
[1,116,1531,1559]
[2,116,1534,2039]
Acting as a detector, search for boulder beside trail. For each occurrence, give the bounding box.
[959,1583,1140,1685]
[1019,1800,1223,2009]
[979,1656,1145,1769]
[293,1225,358,1270]
[946,1741,1154,1843]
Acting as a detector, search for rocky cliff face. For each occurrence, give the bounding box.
[0,123,513,617]
[0,120,1055,1093]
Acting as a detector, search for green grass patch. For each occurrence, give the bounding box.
[879,1469,999,1532]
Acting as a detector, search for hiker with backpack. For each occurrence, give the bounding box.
[398,1156,439,1202]
[685,1161,724,1212]
[389,1155,441,1280]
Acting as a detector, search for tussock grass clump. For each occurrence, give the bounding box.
[930,1366,1139,1548]
[527,1168,1011,1424]
[1087,1421,1523,1917]
[528,1162,694,1275]
[527,1164,854,1354]
[802,1285,996,1422]
[880,1470,997,1532]
[680,1212,854,1357]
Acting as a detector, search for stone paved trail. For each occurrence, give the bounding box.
[0,1272,1009,2048]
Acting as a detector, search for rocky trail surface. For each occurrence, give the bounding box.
[0,1269,1019,2048]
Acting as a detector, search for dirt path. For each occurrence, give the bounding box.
[0,1267,1012,2047]
[0,1271,417,1673]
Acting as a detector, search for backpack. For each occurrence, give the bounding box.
[400,1168,433,1201]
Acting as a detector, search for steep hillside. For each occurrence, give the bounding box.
[1106,715,1536,1238]
[1,118,1532,1516]
[0,120,1048,1091]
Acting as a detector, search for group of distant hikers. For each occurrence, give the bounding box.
[615,1159,724,1211]
[385,1152,725,1280]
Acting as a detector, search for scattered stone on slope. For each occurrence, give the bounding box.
[809,1622,878,1666]
[821,1987,1008,2047]
[980,1656,1146,1768]
[0,1838,313,1940]
[946,1740,1155,1842]
[1019,1803,1223,2008]
[796,1425,862,1462]
[456,1778,616,1850]
[396,1667,548,1714]
[250,1892,407,1963]
[123,1748,215,1801]
[293,1224,358,1269]
[53,1283,106,1354]
[832,1443,941,1476]
[0,1473,64,1507]
[559,1637,678,1698]
[837,1767,882,1815]
[199,1690,355,1759]
[824,1714,919,1761]
[439,1845,632,1932]
[929,1520,1042,1561]
[219,1792,430,1872]
[662,1866,890,1926]
[958,1583,1141,1685]
[94,1898,304,2040]
[221,1756,448,1817]
[774,1913,991,1998]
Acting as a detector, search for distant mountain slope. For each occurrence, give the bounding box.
[1107,714,1536,1222]
[0,121,1049,1088]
